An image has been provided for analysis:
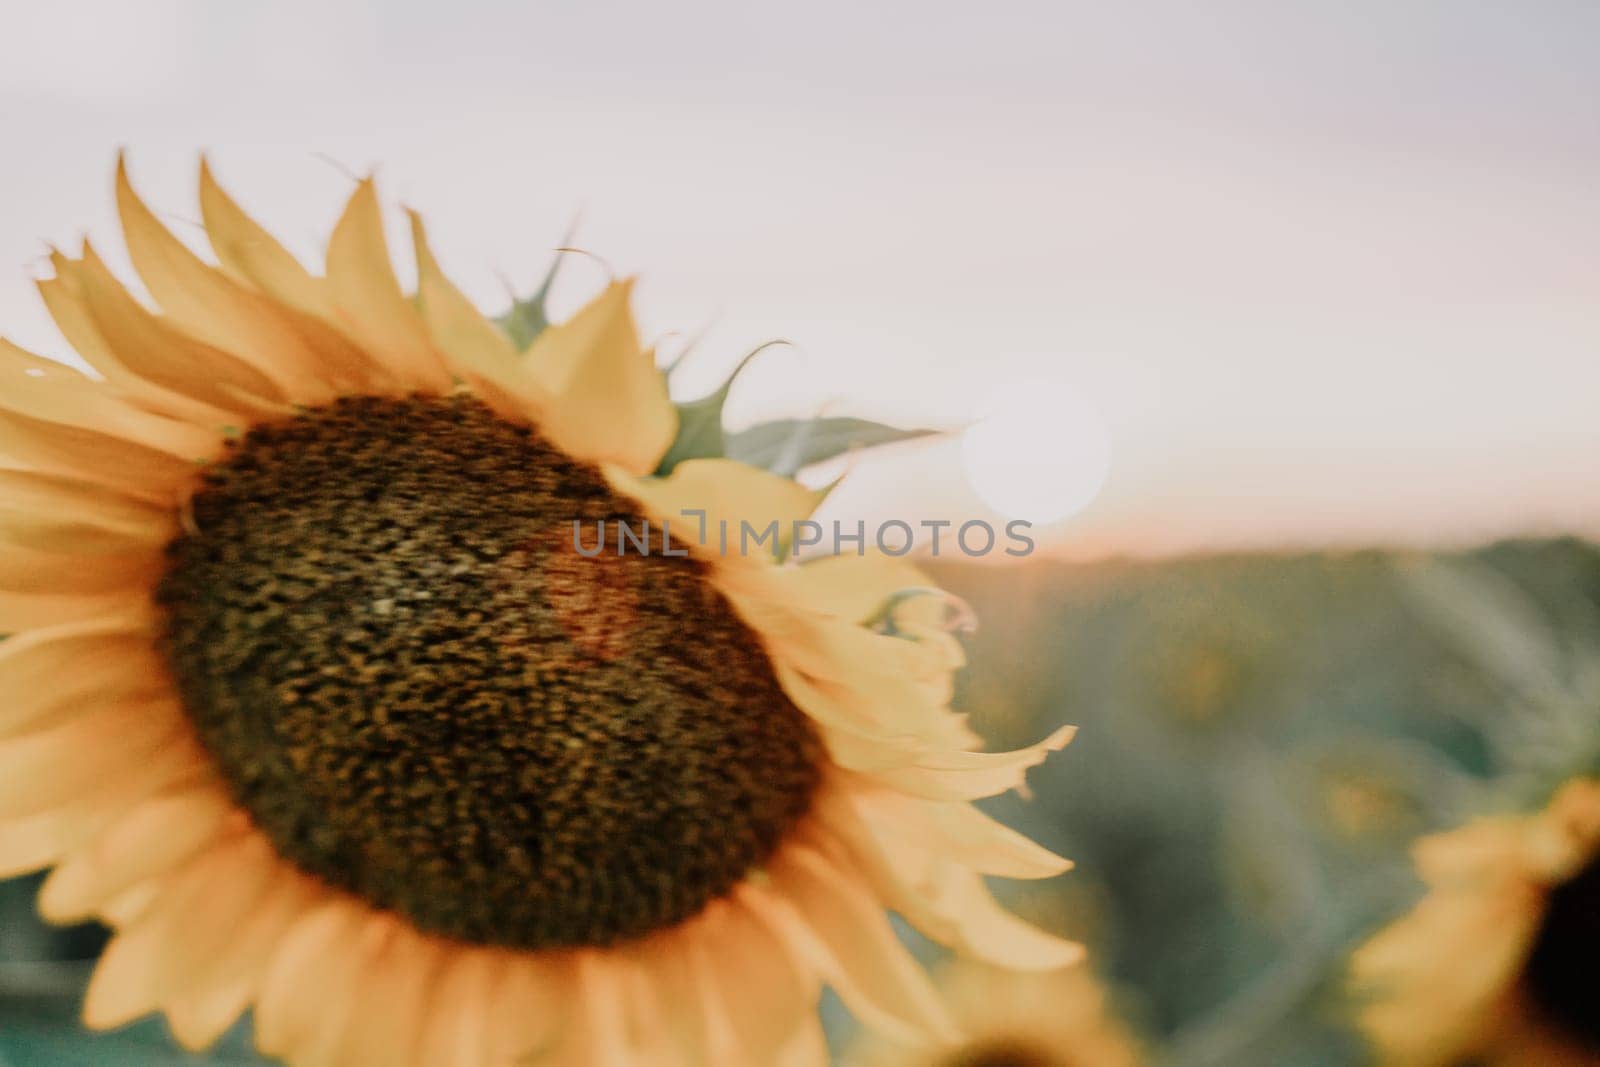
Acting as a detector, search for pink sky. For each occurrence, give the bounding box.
[2,2,1597,557]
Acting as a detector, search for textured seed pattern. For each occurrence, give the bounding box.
[1524,853,1600,1050]
[156,394,822,949]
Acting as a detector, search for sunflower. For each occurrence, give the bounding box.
[843,957,1143,1067]
[0,157,1080,1065]
[1348,777,1600,1066]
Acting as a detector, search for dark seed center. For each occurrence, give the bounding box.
[1523,850,1600,1050]
[941,1041,1064,1067]
[156,394,822,950]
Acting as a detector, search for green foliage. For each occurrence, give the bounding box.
[913,538,1600,1066]
[496,295,548,352]
[653,341,788,474]
[493,226,576,351]
[653,344,939,478]
[725,416,940,478]
[654,393,729,474]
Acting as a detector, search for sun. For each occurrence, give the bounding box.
[960,376,1113,525]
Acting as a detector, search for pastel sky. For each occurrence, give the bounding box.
[2,1,1597,557]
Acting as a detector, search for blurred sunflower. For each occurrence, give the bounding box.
[844,958,1143,1067]
[1349,777,1600,1066]
[0,158,1079,1065]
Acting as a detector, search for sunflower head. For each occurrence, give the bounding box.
[0,156,1079,1065]
[1349,777,1600,1066]
[157,392,834,950]
[845,957,1143,1067]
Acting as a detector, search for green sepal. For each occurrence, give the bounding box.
[495,218,578,351]
[653,341,790,475]
[726,416,941,477]
[496,276,555,351]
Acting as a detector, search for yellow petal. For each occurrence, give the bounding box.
[746,602,934,687]
[611,942,703,1067]
[0,466,173,530]
[164,976,252,1052]
[818,790,1081,971]
[36,258,239,429]
[0,698,185,816]
[0,802,114,879]
[0,588,150,631]
[489,954,573,1066]
[782,551,935,621]
[324,179,451,391]
[414,950,498,1067]
[40,786,235,922]
[759,842,956,1044]
[853,786,1071,880]
[629,932,714,1066]
[673,926,740,1066]
[1411,819,1526,886]
[731,602,971,756]
[68,246,289,418]
[776,1021,829,1067]
[609,458,826,562]
[767,660,971,779]
[548,952,637,1067]
[0,619,166,738]
[0,540,165,595]
[407,211,530,386]
[0,416,201,504]
[165,866,320,1019]
[704,890,818,1063]
[409,212,559,420]
[199,162,397,392]
[327,927,438,1067]
[84,833,276,1030]
[0,734,208,880]
[924,869,1086,970]
[253,900,366,1058]
[100,880,163,927]
[199,158,331,315]
[288,919,397,1067]
[0,421,190,503]
[0,468,176,554]
[0,342,75,377]
[1539,778,1600,880]
[862,725,1076,801]
[526,280,675,474]
[115,157,335,403]
[0,340,223,468]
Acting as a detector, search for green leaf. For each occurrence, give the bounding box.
[654,396,727,476]
[495,217,579,351]
[497,297,547,351]
[725,416,942,477]
[653,341,790,475]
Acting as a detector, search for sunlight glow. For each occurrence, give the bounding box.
[960,377,1113,524]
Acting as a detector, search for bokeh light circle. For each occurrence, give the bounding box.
[960,377,1113,524]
